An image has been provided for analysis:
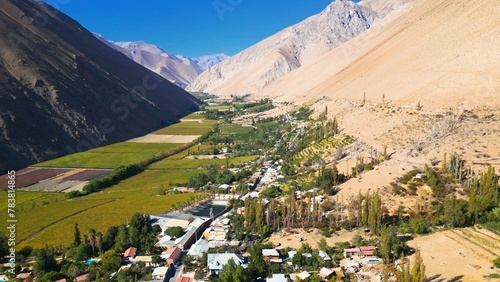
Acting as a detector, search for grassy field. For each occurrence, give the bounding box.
[34,143,181,169]
[154,120,217,135]
[206,105,232,111]
[181,113,205,120]
[151,156,257,169]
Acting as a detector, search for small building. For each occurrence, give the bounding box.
[318,250,331,261]
[175,277,194,282]
[297,271,310,280]
[262,249,281,262]
[207,253,246,276]
[187,238,209,258]
[288,251,297,260]
[54,279,67,282]
[16,273,33,282]
[123,247,137,259]
[319,267,334,280]
[266,274,290,282]
[162,247,182,265]
[343,247,360,258]
[75,274,89,282]
[152,266,170,280]
[360,246,376,257]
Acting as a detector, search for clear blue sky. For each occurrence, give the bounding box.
[42,0,337,57]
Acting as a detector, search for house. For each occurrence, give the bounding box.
[360,246,377,257]
[218,184,230,192]
[123,247,137,259]
[152,266,170,280]
[175,277,194,282]
[207,253,246,276]
[266,274,290,282]
[55,279,67,282]
[319,268,334,280]
[343,247,360,258]
[262,249,281,262]
[288,251,297,260]
[75,274,89,282]
[297,271,310,280]
[318,250,331,261]
[187,238,209,258]
[133,256,155,267]
[16,273,33,282]
[162,247,182,265]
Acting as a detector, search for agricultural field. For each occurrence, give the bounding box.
[153,119,217,135]
[220,124,255,141]
[205,105,232,111]
[295,134,354,161]
[0,167,71,189]
[34,142,181,169]
[181,113,205,120]
[151,156,257,170]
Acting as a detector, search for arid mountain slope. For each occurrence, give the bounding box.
[0,0,201,173]
[111,40,203,89]
[258,0,499,107]
[258,0,499,200]
[187,0,399,96]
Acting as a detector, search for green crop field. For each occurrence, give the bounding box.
[181,113,205,120]
[154,120,217,135]
[34,143,181,169]
[151,155,257,169]
[14,192,200,248]
[206,105,232,111]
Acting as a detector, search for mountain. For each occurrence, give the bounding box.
[256,0,499,108]
[94,36,230,88]
[102,39,203,88]
[0,0,201,173]
[187,0,401,96]
[191,53,230,71]
[255,0,499,177]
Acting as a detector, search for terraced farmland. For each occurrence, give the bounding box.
[295,134,354,161]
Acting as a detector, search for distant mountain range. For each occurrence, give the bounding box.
[94,34,228,89]
[187,0,405,96]
[0,0,200,172]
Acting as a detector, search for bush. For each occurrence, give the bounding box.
[493,257,500,268]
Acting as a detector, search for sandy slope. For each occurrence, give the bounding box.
[257,0,499,108]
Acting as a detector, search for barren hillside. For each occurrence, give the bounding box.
[187,0,404,96]
[0,0,200,172]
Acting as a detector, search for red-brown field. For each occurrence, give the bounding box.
[0,168,72,189]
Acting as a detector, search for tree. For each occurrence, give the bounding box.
[411,249,426,282]
[493,257,500,268]
[88,229,96,257]
[34,248,58,275]
[218,258,249,282]
[0,232,9,258]
[73,223,82,247]
[100,250,122,274]
[165,226,185,238]
[95,232,103,256]
[318,238,328,252]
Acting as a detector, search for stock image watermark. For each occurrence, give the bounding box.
[6,170,16,275]
[213,0,244,20]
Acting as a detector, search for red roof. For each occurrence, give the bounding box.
[166,247,182,264]
[360,246,376,256]
[16,273,32,279]
[55,279,67,282]
[124,246,138,258]
[176,277,194,282]
[75,274,89,282]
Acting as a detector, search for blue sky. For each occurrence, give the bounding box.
[42,0,336,57]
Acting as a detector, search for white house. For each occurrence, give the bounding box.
[207,253,246,276]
